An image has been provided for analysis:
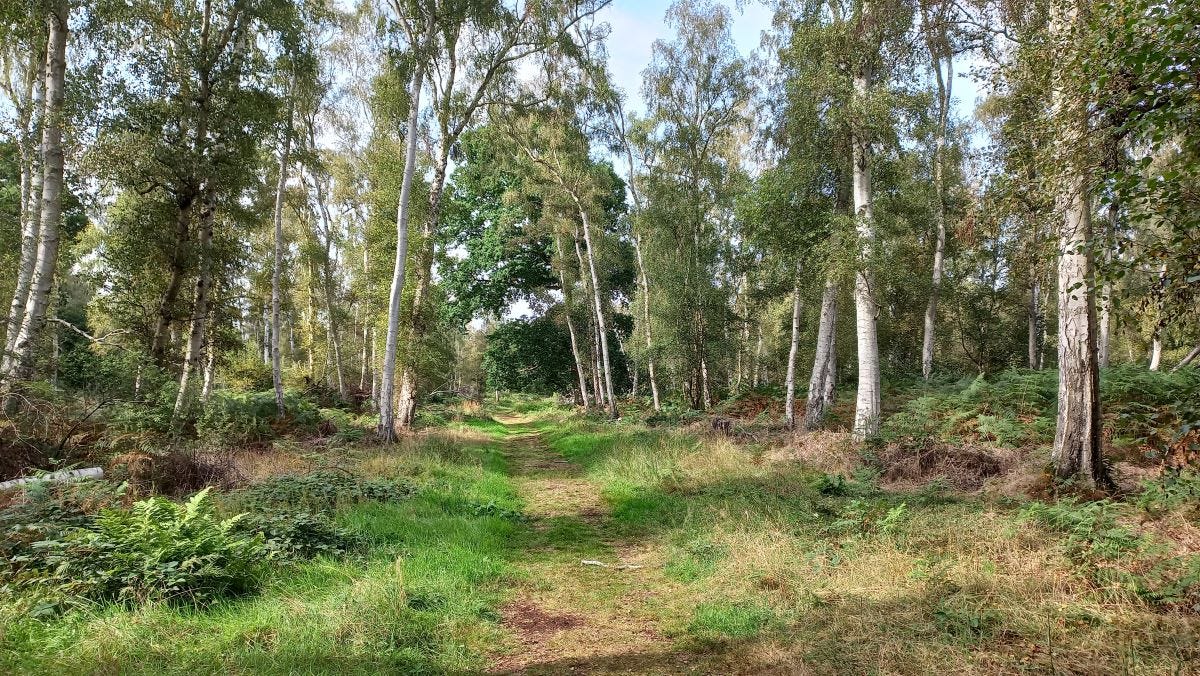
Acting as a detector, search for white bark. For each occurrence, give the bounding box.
[555,232,590,409]
[851,41,881,440]
[805,275,838,430]
[2,51,44,370]
[3,4,67,395]
[1050,0,1106,487]
[633,232,661,410]
[173,191,216,420]
[271,94,294,417]
[1097,204,1116,367]
[377,41,427,441]
[575,204,618,419]
[783,273,803,429]
[921,44,951,381]
[1173,343,1200,372]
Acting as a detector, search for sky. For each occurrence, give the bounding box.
[597,0,983,122]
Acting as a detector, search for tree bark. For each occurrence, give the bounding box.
[173,190,216,421]
[555,231,590,409]
[1050,0,1107,488]
[633,232,661,410]
[3,2,67,398]
[1097,203,1116,367]
[806,275,838,430]
[377,40,427,441]
[2,50,45,371]
[851,36,881,440]
[783,272,803,429]
[574,202,618,418]
[1172,342,1200,372]
[921,44,951,381]
[271,93,294,418]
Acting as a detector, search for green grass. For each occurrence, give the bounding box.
[4,397,1198,674]
[0,421,523,674]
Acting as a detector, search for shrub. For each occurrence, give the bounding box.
[229,470,414,514]
[234,512,362,560]
[197,390,320,446]
[6,488,265,610]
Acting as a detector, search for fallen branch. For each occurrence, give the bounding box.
[0,466,104,490]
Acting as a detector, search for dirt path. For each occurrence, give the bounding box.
[488,414,695,675]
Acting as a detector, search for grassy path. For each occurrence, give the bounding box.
[489,413,696,674]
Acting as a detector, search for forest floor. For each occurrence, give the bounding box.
[4,400,1199,674]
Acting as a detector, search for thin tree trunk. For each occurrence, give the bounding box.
[851,34,881,440]
[633,232,661,411]
[1097,203,1116,367]
[1050,0,1107,488]
[1148,262,1167,371]
[2,53,45,371]
[574,203,617,418]
[806,275,838,430]
[271,92,294,417]
[173,190,216,420]
[783,273,803,429]
[1028,278,1041,369]
[921,46,951,381]
[3,3,67,400]
[1172,343,1200,372]
[310,169,346,397]
[377,36,427,441]
[555,232,590,409]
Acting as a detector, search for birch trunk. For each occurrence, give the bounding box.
[575,204,618,419]
[1173,343,1200,372]
[3,3,67,396]
[1050,0,1107,488]
[783,274,803,429]
[805,275,838,430]
[173,190,216,420]
[633,232,661,410]
[921,48,951,381]
[1148,262,1167,371]
[555,232,590,409]
[1028,278,1041,369]
[310,166,346,396]
[271,94,294,418]
[2,52,45,370]
[377,47,426,441]
[851,45,881,440]
[1097,204,1116,367]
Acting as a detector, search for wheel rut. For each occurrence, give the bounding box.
[488,414,685,675]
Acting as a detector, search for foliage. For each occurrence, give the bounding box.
[226,470,413,514]
[481,315,577,395]
[4,489,265,611]
[196,390,321,446]
[234,512,361,561]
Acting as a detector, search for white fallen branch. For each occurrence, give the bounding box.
[0,467,104,490]
[581,559,644,570]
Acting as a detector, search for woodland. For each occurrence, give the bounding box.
[0,0,1198,672]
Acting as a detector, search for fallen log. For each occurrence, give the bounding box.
[0,466,104,490]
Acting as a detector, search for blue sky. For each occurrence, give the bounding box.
[598,0,983,123]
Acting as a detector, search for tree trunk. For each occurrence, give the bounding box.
[1172,342,1200,372]
[633,232,661,411]
[851,45,881,440]
[1148,262,1167,371]
[173,190,215,421]
[1028,278,1041,369]
[805,275,838,430]
[377,46,426,441]
[1050,0,1107,488]
[783,273,803,429]
[1097,203,1116,367]
[2,52,45,372]
[575,203,618,419]
[555,232,590,409]
[921,47,951,381]
[310,168,346,397]
[271,94,294,418]
[3,3,67,399]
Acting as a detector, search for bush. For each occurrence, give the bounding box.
[229,470,414,514]
[5,488,265,610]
[234,512,362,560]
[197,390,320,446]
